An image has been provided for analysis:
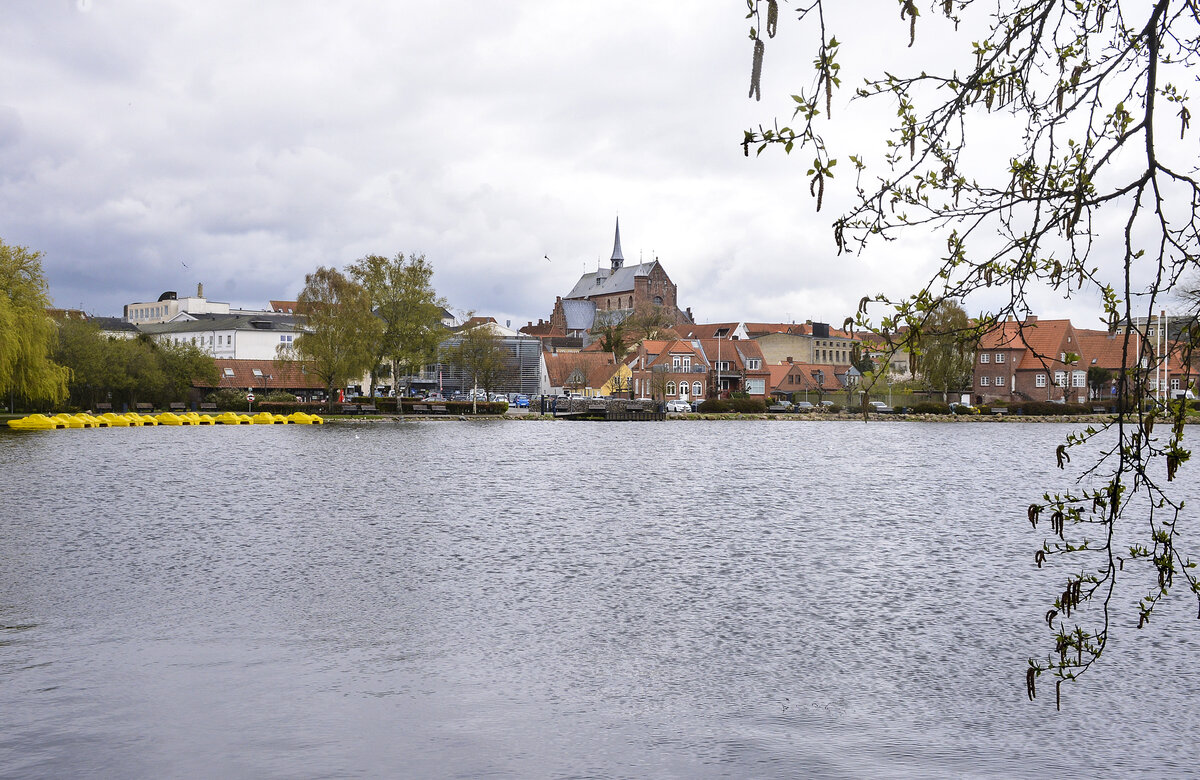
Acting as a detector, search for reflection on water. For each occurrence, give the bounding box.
[1,421,1198,778]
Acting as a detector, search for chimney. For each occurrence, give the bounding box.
[787,356,793,363]
[197,282,204,298]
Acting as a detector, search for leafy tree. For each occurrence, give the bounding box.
[1088,365,1114,401]
[590,314,631,359]
[348,253,447,397]
[627,303,678,341]
[443,318,509,413]
[0,239,68,408]
[286,266,381,405]
[55,320,217,409]
[155,338,219,403]
[912,300,975,402]
[744,0,1200,704]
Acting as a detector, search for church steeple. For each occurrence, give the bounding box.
[610,217,624,271]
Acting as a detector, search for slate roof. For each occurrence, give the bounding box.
[565,261,659,299]
[90,316,140,334]
[562,299,598,332]
[138,313,301,335]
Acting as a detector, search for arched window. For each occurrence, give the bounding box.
[666,381,676,395]
[693,381,702,396]
[628,296,633,308]
[654,296,663,306]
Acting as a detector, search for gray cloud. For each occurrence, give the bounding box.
[0,1,1108,329]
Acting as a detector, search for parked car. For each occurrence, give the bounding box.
[948,402,980,415]
[793,401,815,411]
[768,401,793,412]
[424,392,446,402]
[869,401,894,413]
[514,394,530,408]
[665,399,692,413]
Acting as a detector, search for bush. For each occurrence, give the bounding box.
[910,401,951,414]
[1008,401,1093,416]
[697,399,731,413]
[823,403,841,413]
[205,388,253,410]
[258,400,330,415]
[729,397,768,413]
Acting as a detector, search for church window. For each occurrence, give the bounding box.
[654,296,663,306]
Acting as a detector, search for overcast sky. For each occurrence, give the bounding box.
[1,1,1113,327]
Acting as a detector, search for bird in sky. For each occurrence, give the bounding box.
[544,255,551,262]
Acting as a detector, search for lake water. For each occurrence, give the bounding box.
[1,420,1198,778]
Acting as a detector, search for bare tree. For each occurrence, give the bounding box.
[745,0,1200,705]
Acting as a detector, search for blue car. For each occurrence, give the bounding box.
[514,394,529,408]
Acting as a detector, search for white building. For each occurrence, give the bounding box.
[123,285,234,325]
[138,314,301,361]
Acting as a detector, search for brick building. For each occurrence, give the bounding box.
[521,219,692,341]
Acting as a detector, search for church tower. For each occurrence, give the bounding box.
[610,218,624,272]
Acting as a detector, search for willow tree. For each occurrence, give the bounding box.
[286,266,381,404]
[744,0,1200,705]
[0,239,68,409]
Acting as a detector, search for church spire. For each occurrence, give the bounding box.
[610,217,624,271]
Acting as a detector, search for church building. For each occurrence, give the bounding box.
[522,219,691,341]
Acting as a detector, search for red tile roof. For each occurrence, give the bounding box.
[197,359,326,390]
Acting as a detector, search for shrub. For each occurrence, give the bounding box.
[910,401,951,414]
[824,403,841,413]
[1008,401,1093,415]
[729,397,768,413]
[258,401,329,415]
[697,399,731,413]
[205,388,253,410]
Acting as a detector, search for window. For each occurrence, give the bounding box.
[716,361,731,371]
[1054,371,1066,386]
[654,296,663,305]
[980,376,990,386]
[672,356,681,369]
[1072,371,1086,388]
[980,353,990,363]
[666,381,676,395]
[253,368,264,378]
[745,378,765,395]
[1171,378,1181,391]
[995,375,1005,387]
[693,381,702,396]
[682,356,691,371]
[746,359,761,370]
[995,353,1005,364]
[1036,373,1047,388]
[223,367,235,377]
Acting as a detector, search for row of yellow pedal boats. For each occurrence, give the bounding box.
[7,411,324,429]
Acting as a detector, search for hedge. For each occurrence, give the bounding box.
[909,401,951,414]
[1007,401,1094,415]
